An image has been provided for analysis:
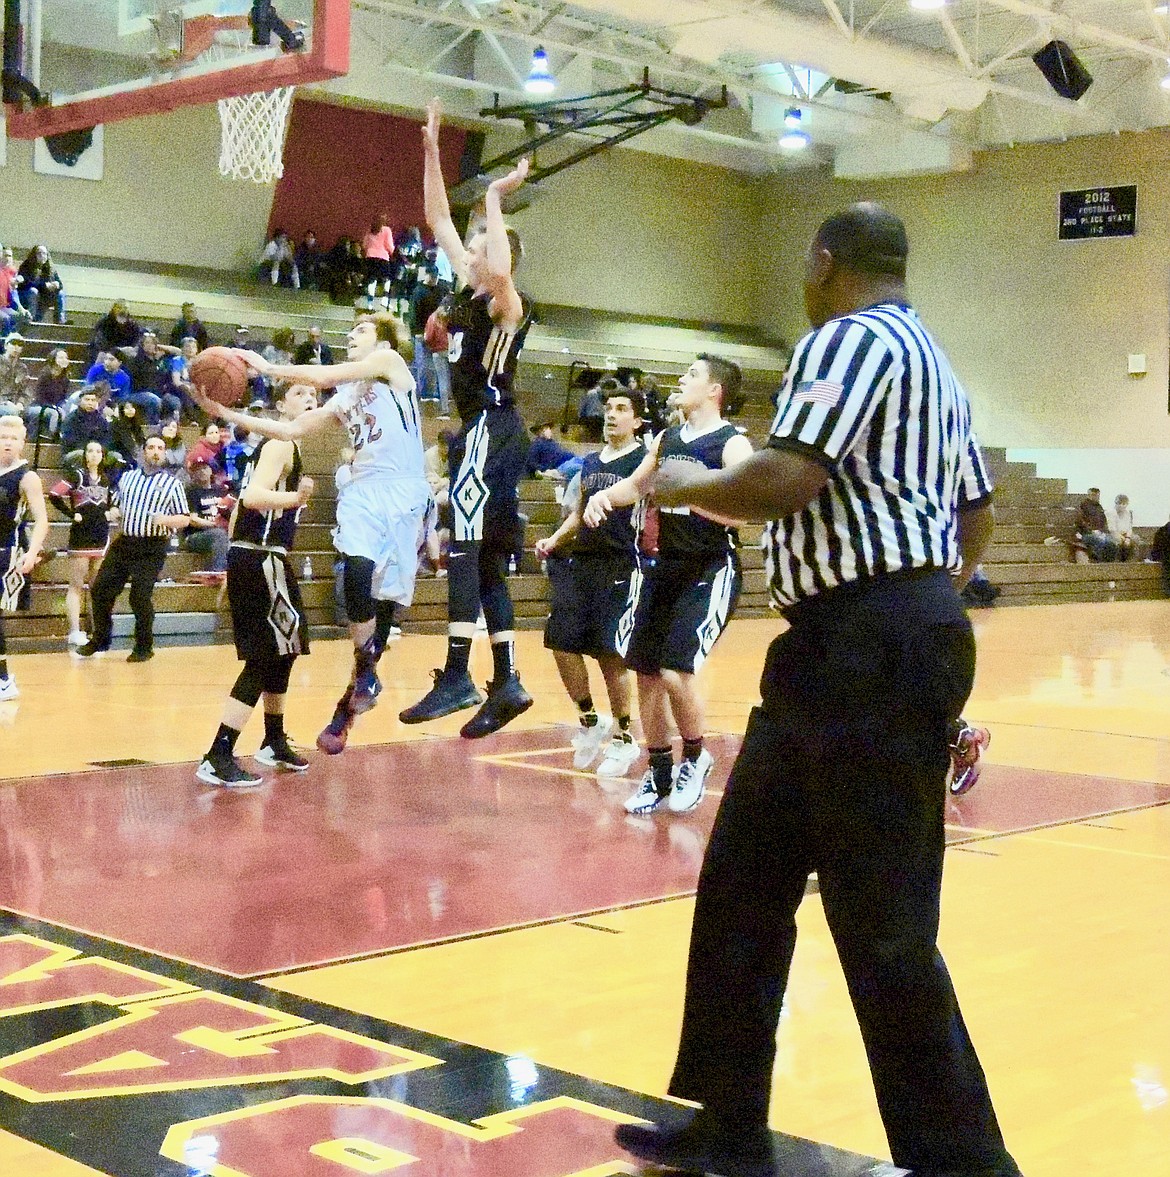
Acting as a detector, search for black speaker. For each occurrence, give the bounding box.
[1032,40,1092,101]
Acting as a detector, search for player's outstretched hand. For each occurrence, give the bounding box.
[423,99,442,152]
[234,349,270,376]
[652,456,705,507]
[188,385,224,418]
[296,476,315,506]
[582,491,611,529]
[488,157,530,198]
[16,550,37,575]
[534,536,555,559]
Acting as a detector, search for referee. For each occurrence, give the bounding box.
[615,204,1020,1177]
[78,434,189,662]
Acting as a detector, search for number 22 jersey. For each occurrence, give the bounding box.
[328,378,425,484]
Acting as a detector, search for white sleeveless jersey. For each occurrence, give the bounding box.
[329,378,425,482]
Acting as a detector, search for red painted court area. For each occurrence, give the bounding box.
[1,729,1166,978]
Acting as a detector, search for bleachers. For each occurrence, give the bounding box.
[6,256,1157,653]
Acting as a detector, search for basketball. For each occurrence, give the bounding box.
[189,346,249,407]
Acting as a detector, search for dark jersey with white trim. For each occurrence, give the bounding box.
[447,288,533,424]
[231,439,303,551]
[0,463,28,546]
[653,423,740,558]
[765,301,994,607]
[576,444,644,557]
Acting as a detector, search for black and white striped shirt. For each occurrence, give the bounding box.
[765,301,993,607]
[114,467,189,538]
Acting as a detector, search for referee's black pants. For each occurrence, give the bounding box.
[669,570,1020,1177]
[90,535,169,654]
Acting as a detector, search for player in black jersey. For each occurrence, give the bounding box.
[584,355,752,815]
[535,387,645,777]
[196,385,317,787]
[0,415,49,703]
[401,98,536,739]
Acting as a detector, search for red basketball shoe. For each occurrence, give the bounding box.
[948,720,990,796]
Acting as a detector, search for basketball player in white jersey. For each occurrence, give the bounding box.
[191,313,429,754]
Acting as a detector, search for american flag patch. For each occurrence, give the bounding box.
[794,379,844,407]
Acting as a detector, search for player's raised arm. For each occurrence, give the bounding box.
[190,386,338,443]
[481,160,528,329]
[234,345,414,395]
[582,436,660,528]
[422,99,470,283]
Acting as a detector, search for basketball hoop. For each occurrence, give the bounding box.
[217,84,295,183]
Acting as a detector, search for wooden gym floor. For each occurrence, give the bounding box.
[0,603,1167,1176]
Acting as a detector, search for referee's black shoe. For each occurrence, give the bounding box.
[614,1110,776,1177]
[459,673,533,740]
[399,669,483,724]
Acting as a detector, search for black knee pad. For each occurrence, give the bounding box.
[230,662,265,709]
[261,655,294,696]
[446,539,482,626]
[343,555,376,623]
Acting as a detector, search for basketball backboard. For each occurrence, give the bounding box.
[2,0,348,139]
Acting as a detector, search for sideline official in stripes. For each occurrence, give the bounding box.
[614,203,1019,1177]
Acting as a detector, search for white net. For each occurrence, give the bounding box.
[217,85,296,184]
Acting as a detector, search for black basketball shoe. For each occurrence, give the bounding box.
[399,669,483,724]
[459,674,533,740]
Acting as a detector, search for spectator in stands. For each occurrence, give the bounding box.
[219,424,256,491]
[88,300,142,364]
[48,439,117,647]
[158,417,189,485]
[17,245,66,323]
[578,376,616,443]
[0,334,33,418]
[168,302,210,351]
[110,400,146,466]
[25,348,71,441]
[396,226,424,301]
[84,351,131,405]
[262,327,296,368]
[363,214,395,310]
[1074,487,1119,562]
[0,245,30,333]
[409,266,443,402]
[293,324,334,366]
[323,236,365,305]
[125,331,170,423]
[424,294,452,419]
[164,337,199,422]
[1147,515,1170,595]
[77,433,190,662]
[232,326,270,406]
[527,421,584,482]
[295,230,324,290]
[1109,493,1137,561]
[260,228,299,288]
[61,388,112,454]
[183,459,233,575]
[187,421,226,481]
[430,243,454,291]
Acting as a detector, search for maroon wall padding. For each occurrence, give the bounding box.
[268,98,467,248]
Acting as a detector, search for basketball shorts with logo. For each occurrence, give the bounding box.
[0,544,29,614]
[619,551,741,676]
[332,474,431,605]
[449,406,529,546]
[227,546,309,661]
[544,551,639,658]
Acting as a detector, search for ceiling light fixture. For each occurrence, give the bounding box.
[778,110,810,149]
[908,0,948,10]
[524,46,556,95]
[783,107,803,129]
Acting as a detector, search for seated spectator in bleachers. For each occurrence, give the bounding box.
[1109,493,1137,562]
[293,324,334,366]
[578,376,616,443]
[17,245,67,323]
[25,348,71,441]
[84,351,131,404]
[163,337,200,422]
[169,302,210,352]
[526,421,584,482]
[295,230,324,290]
[409,266,442,402]
[110,400,146,466]
[323,236,366,305]
[61,388,112,454]
[262,327,296,368]
[187,421,226,482]
[88,300,143,364]
[231,326,271,407]
[1147,515,1170,595]
[219,423,257,491]
[125,331,173,423]
[0,245,31,333]
[0,334,33,418]
[1074,487,1119,562]
[183,459,233,575]
[158,417,189,485]
[260,229,299,288]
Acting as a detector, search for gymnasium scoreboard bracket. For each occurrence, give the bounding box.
[1059,186,1137,239]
